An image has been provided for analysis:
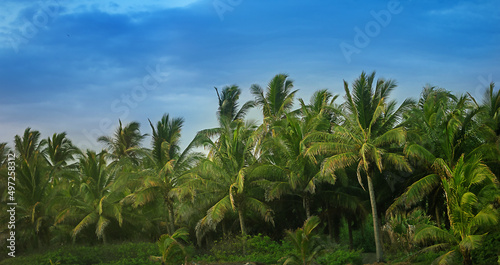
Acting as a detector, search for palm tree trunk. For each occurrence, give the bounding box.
[435,205,441,228]
[333,215,341,243]
[347,218,354,250]
[462,249,472,265]
[168,203,175,235]
[367,175,384,262]
[303,195,311,219]
[327,208,333,239]
[238,208,247,254]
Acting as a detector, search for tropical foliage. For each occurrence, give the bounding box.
[1,73,499,265]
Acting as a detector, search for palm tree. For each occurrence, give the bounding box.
[40,132,79,185]
[157,227,192,265]
[414,155,499,265]
[13,128,53,248]
[215,85,255,123]
[477,82,500,180]
[15,127,43,162]
[61,150,123,243]
[41,132,78,169]
[282,216,325,265]
[257,90,339,220]
[317,172,369,246]
[123,114,201,235]
[307,72,413,262]
[150,114,184,167]
[389,87,485,226]
[176,86,272,243]
[251,73,298,129]
[480,82,500,135]
[0,142,9,166]
[190,119,273,241]
[98,120,147,164]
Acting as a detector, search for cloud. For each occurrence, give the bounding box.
[427,1,500,20]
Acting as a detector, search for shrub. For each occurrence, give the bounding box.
[0,242,158,265]
[157,228,194,265]
[316,246,363,265]
[472,227,500,265]
[204,234,292,264]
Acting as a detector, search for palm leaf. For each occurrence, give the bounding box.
[414,225,456,245]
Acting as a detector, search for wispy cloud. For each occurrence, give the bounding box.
[427,1,500,20]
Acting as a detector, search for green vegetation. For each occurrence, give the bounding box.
[1,72,499,264]
[0,242,158,265]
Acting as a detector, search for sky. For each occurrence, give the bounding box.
[0,0,499,152]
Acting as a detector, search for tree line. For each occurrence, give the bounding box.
[1,71,499,264]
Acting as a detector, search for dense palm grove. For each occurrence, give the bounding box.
[1,72,499,264]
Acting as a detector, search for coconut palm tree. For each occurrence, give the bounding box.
[388,87,485,226]
[0,142,9,166]
[98,120,147,164]
[189,119,273,241]
[477,82,500,180]
[175,85,272,243]
[41,132,78,169]
[282,216,325,265]
[251,73,298,128]
[40,132,79,185]
[215,85,255,123]
[61,150,124,243]
[122,114,202,235]
[15,127,43,162]
[307,72,413,262]
[414,155,499,265]
[13,128,53,248]
[256,90,339,219]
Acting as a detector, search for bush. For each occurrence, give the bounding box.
[472,227,500,265]
[202,234,292,264]
[383,209,435,255]
[0,242,159,265]
[316,246,363,265]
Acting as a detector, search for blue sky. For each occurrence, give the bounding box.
[1,0,499,151]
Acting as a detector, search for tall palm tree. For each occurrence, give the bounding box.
[123,114,201,235]
[189,119,273,241]
[307,72,413,262]
[175,86,272,243]
[150,114,184,167]
[61,150,123,243]
[477,82,500,180]
[257,90,339,220]
[215,85,255,123]
[414,155,499,265]
[40,132,79,185]
[15,127,43,162]
[98,120,147,164]
[13,128,53,248]
[480,82,500,135]
[41,132,78,169]
[389,87,485,226]
[251,73,298,127]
